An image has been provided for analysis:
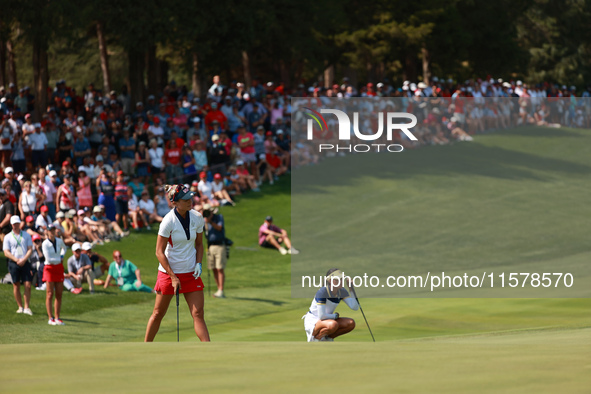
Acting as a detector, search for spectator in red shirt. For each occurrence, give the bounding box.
[204,102,227,130]
[236,125,257,182]
[235,160,259,192]
[164,139,183,184]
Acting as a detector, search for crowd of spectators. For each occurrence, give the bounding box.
[1,74,589,293]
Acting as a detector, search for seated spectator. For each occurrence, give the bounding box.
[223,171,242,196]
[135,141,150,184]
[235,160,259,191]
[256,153,275,186]
[81,241,109,286]
[181,144,198,184]
[76,209,103,245]
[139,191,163,225]
[66,243,95,294]
[258,216,299,255]
[197,171,220,207]
[103,250,152,292]
[35,205,51,234]
[127,187,148,231]
[154,186,171,218]
[91,205,129,239]
[211,173,235,206]
[274,130,291,168]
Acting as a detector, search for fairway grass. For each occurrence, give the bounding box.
[1,126,590,391]
[1,328,589,393]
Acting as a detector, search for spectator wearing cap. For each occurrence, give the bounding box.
[211,173,235,206]
[135,141,150,183]
[18,181,38,222]
[220,96,234,119]
[35,205,51,233]
[254,125,266,158]
[73,130,91,167]
[258,216,298,255]
[223,169,241,196]
[104,250,152,292]
[41,224,70,324]
[67,243,95,294]
[5,166,21,197]
[96,169,116,221]
[181,144,198,184]
[164,138,183,184]
[14,89,28,115]
[22,113,35,136]
[81,241,109,285]
[197,171,220,207]
[23,215,41,239]
[4,216,34,314]
[29,122,49,169]
[204,102,228,131]
[56,174,76,212]
[235,160,259,191]
[119,127,136,176]
[94,155,113,179]
[247,103,267,135]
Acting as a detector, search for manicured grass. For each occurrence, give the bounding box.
[1,126,590,392]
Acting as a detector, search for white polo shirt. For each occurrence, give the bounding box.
[157,208,204,274]
[41,237,67,265]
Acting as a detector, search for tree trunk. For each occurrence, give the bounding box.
[146,45,157,97]
[0,39,6,88]
[191,52,200,97]
[128,48,145,105]
[421,47,430,85]
[323,64,334,88]
[279,59,289,89]
[156,59,168,91]
[241,50,251,89]
[403,52,417,82]
[7,39,17,88]
[32,40,48,122]
[96,21,111,94]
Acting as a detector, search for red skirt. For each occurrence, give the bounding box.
[42,264,64,283]
[154,271,204,295]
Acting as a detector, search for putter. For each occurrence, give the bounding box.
[176,287,180,342]
[351,287,375,342]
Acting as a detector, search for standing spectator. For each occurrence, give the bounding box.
[103,250,152,292]
[135,141,150,184]
[73,131,91,167]
[258,216,298,255]
[0,115,14,169]
[154,186,171,218]
[128,174,146,199]
[10,133,26,174]
[0,188,15,243]
[119,128,136,176]
[204,102,227,130]
[57,133,73,166]
[76,169,93,210]
[18,181,37,221]
[181,144,198,184]
[96,170,116,221]
[114,171,130,233]
[164,138,183,184]
[38,169,57,220]
[192,140,208,173]
[66,243,95,294]
[3,216,34,315]
[29,123,49,169]
[148,139,165,184]
[41,225,68,325]
[203,204,227,298]
[56,174,76,212]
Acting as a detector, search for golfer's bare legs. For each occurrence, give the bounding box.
[184,291,210,342]
[312,319,338,340]
[328,318,355,338]
[145,293,173,342]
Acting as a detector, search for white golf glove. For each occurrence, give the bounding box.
[193,262,202,279]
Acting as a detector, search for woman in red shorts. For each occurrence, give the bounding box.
[41,224,67,325]
[144,184,210,342]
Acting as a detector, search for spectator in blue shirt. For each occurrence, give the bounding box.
[73,131,91,167]
[118,128,136,176]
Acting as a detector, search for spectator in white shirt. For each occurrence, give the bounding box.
[139,191,163,225]
[127,187,149,231]
[197,172,220,207]
[29,123,49,168]
[148,138,165,184]
[211,173,235,206]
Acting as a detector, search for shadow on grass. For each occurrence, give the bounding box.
[231,297,287,306]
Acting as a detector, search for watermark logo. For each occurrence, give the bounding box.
[302,108,418,153]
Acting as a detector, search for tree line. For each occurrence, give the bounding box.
[1,0,590,113]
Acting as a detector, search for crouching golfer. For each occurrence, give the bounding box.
[303,268,358,342]
[144,184,210,342]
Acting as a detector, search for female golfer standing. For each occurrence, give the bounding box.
[41,225,67,325]
[144,184,210,342]
[304,268,358,342]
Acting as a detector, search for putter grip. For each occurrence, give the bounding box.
[176,288,179,305]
